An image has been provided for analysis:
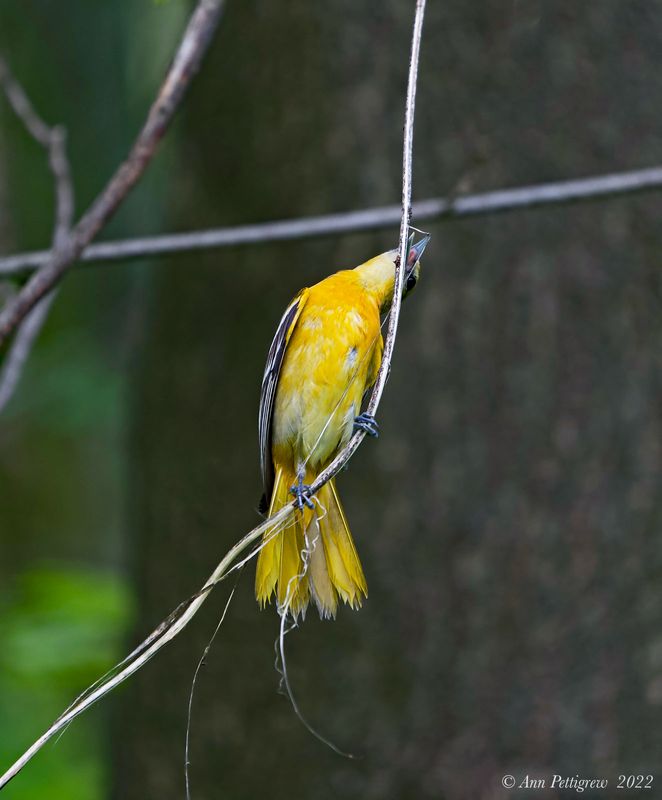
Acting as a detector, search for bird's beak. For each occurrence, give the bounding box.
[407,232,431,265]
[412,233,431,261]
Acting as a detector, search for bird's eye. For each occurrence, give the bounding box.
[406,274,417,292]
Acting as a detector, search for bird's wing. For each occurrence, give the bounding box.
[259,288,309,501]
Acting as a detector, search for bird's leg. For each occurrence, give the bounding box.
[290,472,315,510]
[353,412,380,438]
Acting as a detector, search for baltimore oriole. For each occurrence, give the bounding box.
[256,233,430,618]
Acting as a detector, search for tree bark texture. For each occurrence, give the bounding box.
[116,3,662,798]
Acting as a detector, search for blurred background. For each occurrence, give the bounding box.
[2,2,662,799]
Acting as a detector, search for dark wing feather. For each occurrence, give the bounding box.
[258,289,308,501]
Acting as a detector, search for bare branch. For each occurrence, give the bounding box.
[0,1,428,787]
[0,58,50,143]
[0,291,56,412]
[0,59,74,413]
[0,506,293,790]
[312,0,427,491]
[48,126,75,250]
[1,164,661,278]
[0,0,225,348]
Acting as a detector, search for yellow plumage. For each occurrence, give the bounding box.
[256,237,429,618]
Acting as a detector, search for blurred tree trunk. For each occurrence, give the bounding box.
[116,3,662,799]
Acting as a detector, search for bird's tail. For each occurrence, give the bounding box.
[255,468,367,619]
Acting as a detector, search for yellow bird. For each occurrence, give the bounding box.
[255,233,431,618]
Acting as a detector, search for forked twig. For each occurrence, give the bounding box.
[0,0,226,348]
[0,60,74,412]
[0,0,427,788]
[0,505,293,789]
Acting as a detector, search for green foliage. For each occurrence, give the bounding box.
[0,0,186,793]
[1,567,133,683]
[2,332,123,433]
[0,567,132,800]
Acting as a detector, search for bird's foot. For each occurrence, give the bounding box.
[290,477,315,510]
[353,412,380,438]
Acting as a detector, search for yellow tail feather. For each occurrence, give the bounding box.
[255,470,367,618]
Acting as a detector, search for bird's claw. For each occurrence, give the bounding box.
[290,479,315,510]
[354,412,379,438]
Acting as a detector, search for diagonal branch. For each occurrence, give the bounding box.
[0,0,226,349]
[0,0,428,788]
[0,59,74,412]
[0,291,57,412]
[1,164,661,278]
[0,58,52,146]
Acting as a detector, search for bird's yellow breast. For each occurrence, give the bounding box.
[272,270,383,475]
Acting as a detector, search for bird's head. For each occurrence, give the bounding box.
[354,231,431,311]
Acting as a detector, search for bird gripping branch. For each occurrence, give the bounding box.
[256,233,431,618]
